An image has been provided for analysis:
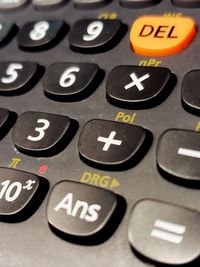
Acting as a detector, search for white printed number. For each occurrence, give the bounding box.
[59,66,80,88]
[0,180,22,202]
[83,21,104,41]
[0,180,36,202]
[1,63,23,84]
[29,21,50,41]
[28,119,50,142]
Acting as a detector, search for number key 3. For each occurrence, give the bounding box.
[69,19,123,53]
[12,111,76,156]
[17,20,66,50]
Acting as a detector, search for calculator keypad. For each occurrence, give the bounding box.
[0,1,200,267]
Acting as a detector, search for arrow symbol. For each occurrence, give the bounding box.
[110,178,120,188]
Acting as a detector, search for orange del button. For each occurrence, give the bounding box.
[130,16,197,56]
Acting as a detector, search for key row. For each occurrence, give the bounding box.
[0,15,197,57]
[0,167,200,266]
[2,110,200,183]
[0,0,199,10]
[0,19,124,52]
[1,62,200,114]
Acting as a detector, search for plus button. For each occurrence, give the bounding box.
[97,131,122,151]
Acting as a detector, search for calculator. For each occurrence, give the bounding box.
[0,0,200,266]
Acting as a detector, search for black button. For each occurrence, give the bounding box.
[69,19,123,53]
[106,66,172,108]
[0,62,39,95]
[73,0,112,9]
[128,199,200,265]
[33,0,66,10]
[0,0,28,10]
[0,108,9,129]
[0,108,13,138]
[43,62,99,101]
[47,180,117,240]
[120,0,161,8]
[0,167,48,219]
[157,129,200,182]
[12,111,73,156]
[172,0,200,7]
[0,21,16,46]
[18,20,66,50]
[181,70,200,115]
[78,119,148,169]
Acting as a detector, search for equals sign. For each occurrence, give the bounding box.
[150,219,186,244]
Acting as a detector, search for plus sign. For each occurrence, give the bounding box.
[124,72,150,91]
[97,131,122,151]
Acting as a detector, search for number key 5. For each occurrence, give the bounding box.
[12,111,76,156]
[0,62,39,95]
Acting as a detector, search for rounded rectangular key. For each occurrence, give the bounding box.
[181,70,200,115]
[47,180,117,240]
[69,19,122,53]
[106,65,172,108]
[0,62,39,95]
[73,0,111,9]
[0,0,28,9]
[128,199,200,265]
[130,16,196,56]
[43,62,99,101]
[0,167,48,221]
[120,0,161,8]
[157,129,200,182]
[78,119,148,169]
[33,0,66,9]
[172,0,200,7]
[0,21,15,46]
[12,111,74,156]
[18,20,66,51]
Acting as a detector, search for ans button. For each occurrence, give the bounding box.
[130,16,196,56]
[47,181,119,242]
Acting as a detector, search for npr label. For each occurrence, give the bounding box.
[47,181,117,237]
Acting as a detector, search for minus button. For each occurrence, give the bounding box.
[177,148,200,159]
